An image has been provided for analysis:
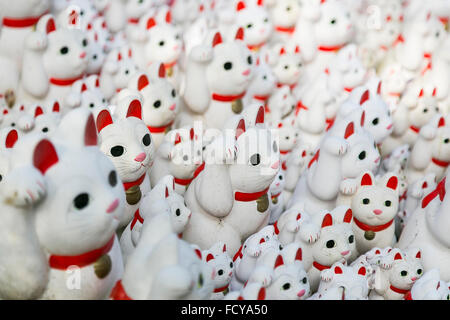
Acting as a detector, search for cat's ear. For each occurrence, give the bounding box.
[235,27,244,41]
[236,1,246,11]
[321,213,333,228]
[358,266,366,276]
[137,74,149,91]
[146,17,156,29]
[255,105,265,125]
[257,287,266,300]
[343,208,353,223]
[52,101,60,113]
[212,32,223,47]
[46,16,57,34]
[5,129,18,149]
[194,248,202,259]
[360,89,370,105]
[344,122,354,139]
[361,172,373,186]
[334,266,343,274]
[377,81,382,95]
[33,139,59,175]
[236,118,246,140]
[206,253,214,262]
[34,106,44,118]
[96,109,113,133]
[385,174,398,191]
[360,110,365,126]
[223,244,227,253]
[165,10,172,23]
[438,117,445,128]
[295,248,302,261]
[394,252,403,260]
[274,255,284,269]
[126,99,142,120]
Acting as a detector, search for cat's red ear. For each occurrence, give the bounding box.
[255,106,265,124]
[360,110,365,126]
[295,248,302,261]
[344,122,354,139]
[236,119,246,140]
[321,213,333,228]
[174,133,181,145]
[52,101,60,113]
[137,74,149,91]
[377,81,382,95]
[360,90,370,105]
[415,250,421,259]
[212,32,223,47]
[358,266,366,276]
[361,173,373,186]
[418,88,424,98]
[386,175,398,190]
[146,17,156,29]
[34,106,44,118]
[334,266,343,274]
[257,0,264,6]
[165,11,172,23]
[438,117,445,128]
[257,287,266,300]
[46,17,56,34]
[279,47,286,55]
[165,187,169,198]
[343,209,352,223]
[274,255,284,269]
[96,109,113,133]
[236,1,246,11]
[5,129,18,148]
[81,83,88,93]
[394,252,402,260]
[158,63,166,78]
[235,27,244,41]
[432,88,437,97]
[223,244,227,252]
[206,253,214,262]
[194,249,202,259]
[33,139,59,174]
[84,114,98,146]
[127,100,142,119]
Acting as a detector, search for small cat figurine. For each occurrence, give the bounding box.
[203,242,234,300]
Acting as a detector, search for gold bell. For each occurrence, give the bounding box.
[94,254,112,279]
[231,99,243,114]
[256,194,269,213]
[271,196,278,205]
[126,185,142,205]
[167,66,173,77]
[364,230,376,241]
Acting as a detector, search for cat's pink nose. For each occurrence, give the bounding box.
[387,124,393,130]
[341,250,350,256]
[135,152,146,162]
[411,277,417,281]
[106,198,119,213]
[271,161,279,169]
[80,51,86,59]
[169,103,176,111]
[297,289,306,297]
[374,157,380,163]
[242,69,250,76]
[373,209,383,215]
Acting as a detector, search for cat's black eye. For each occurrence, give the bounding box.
[89,103,95,108]
[60,46,69,55]
[153,100,161,108]
[444,138,449,144]
[183,155,188,161]
[197,273,204,288]
[108,170,117,186]
[330,19,337,24]
[263,75,267,80]
[171,89,176,97]
[250,153,261,166]
[111,145,124,157]
[73,193,89,209]
[284,65,289,70]
[42,127,48,133]
[247,56,253,65]
[362,198,370,205]
[93,54,97,60]
[326,240,335,248]
[218,269,224,276]
[10,123,15,127]
[230,262,233,268]
[125,69,129,75]
[264,18,269,23]
[142,133,151,146]
[159,40,165,46]
[400,270,408,277]
[82,39,88,47]
[224,62,233,70]
[0,174,2,182]
[417,269,422,275]
[175,208,181,216]
[358,151,366,160]
[302,277,307,284]
[247,23,253,28]
[348,235,354,243]
[372,118,379,125]
[279,175,283,180]
[282,283,291,290]
[423,108,428,113]
[385,200,392,207]
[80,10,85,16]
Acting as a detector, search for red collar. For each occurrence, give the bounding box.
[174,176,194,186]
[110,280,133,300]
[253,94,270,101]
[409,125,420,133]
[281,161,287,171]
[353,217,394,233]
[390,285,409,295]
[130,209,144,231]
[212,92,245,102]
[50,75,84,87]
[422,177,446,208]
[123,173,146,191]
[318,45,344,52]
[164,61,177,69]
[404,291,413,300]
[233,245,243,262]
[399,190,407,202]
[313,261,331,271]
[277,83,297,90]
[193,162,205,178]
[214,284,229,293]
[424,53,432,59]
[128,18,139,24]
[432,158,449,168]
[280,150,290,155]
[271,192,281,199]
[325,117,335,131]
[147,121,173,134]
[235,187,269,202]
[295,101,309,116]
[344,87,353,93]
[2,12,48,28]
[49,236,115,270]
[247,42,266,51]
[275,25,295,34]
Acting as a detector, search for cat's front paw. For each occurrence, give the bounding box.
[190,45,213,63]
[1,166,46,207]
[323,136,348,156]
[298,222,320,244]
[17,114,35,132]
[25,32,48,51]
[65,92,81,109]
[340,179,358,195]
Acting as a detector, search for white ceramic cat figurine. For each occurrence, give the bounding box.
[405,269,450,300]
[203,242,234,299]
[268,169,285,224]
[96,98,155,229]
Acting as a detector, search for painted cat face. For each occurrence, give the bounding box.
[269,262,310,300]
[75,76,108,111]
[267,86,297,118]
[33,117,125,256]
[269,169,285,196]
[235,1,272,49]
[274,117,299,153]
[270,46,302,86]
[352,172,399,225]
[428,119,450,163]
[32,103,61,136]
[40,16,88,79]
[311,209,355,266]
[409,95,440,128]
[247,58,276,97]
[131,73,178,127]
[206,30,253,95]
[96,101,155,182]
[204,242,234,289]
[315,0,353,47]
[388,250,423,291]
[167,192,192,234]
[269,0,300,28]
